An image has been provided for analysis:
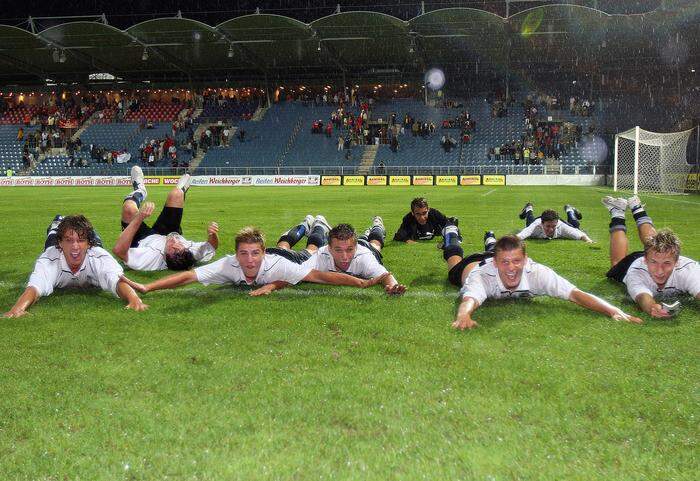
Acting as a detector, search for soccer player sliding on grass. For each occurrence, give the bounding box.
[393,197,456,243]
[602,195,699,317]
[274,215,406,295]
[516,202,593,243]
[3,214,147,318]
[112,166,219,271]
[437,220,641,330]
[123,226,388,297]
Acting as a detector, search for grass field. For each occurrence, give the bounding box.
[0,185,698,481]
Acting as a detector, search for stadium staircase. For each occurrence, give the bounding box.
[277,117,303,166]
[251,105,269,121]
[357,145,378,174]
[71,111,99,142]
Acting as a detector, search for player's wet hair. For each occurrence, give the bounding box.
[494,235,526,256]
[329,223,357,244]
[540,209,559,223]
[235,227,265,251]
[643,228,681,259]
[165,249,196,271]
[411,197,429,212]
[55,215,100,247]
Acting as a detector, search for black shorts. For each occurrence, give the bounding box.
[358,239,383,264]
[121,206,183,248]
[265,247,312,264]
[606,251,644,283]
[447,251,494,287]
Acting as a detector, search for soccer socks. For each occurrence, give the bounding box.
[442,224,463,260]
[44,214,63,249]
[278,222,308,248]
[524,209,535,227]
[307,225,329,248]
[124,188,146,208]
[484,231,497,253]
[565,205,581,228]
[629,200,653,228]
[361,224,386,248]
[608,209,627,233]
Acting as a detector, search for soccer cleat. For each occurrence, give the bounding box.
[445,216,459,227]
[627,195,644,211]
[483,230,496,243]
[565,204,583,220]
[311,214,331,234]
[518,202,533,219]
[602,196,628,213]
[372,215,384,229]
[302,214,315,235]
[437,224,462,250]
[47,214,64,234]
[176,173,192,193]
[130,165,145,191]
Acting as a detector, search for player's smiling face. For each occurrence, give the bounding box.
[236,242,265,279]
[645,249,677,286]
[542,220,558,237]
[494,248,527,290]
[329,238,356,271]
[412,207,429,225]
[58,229,89,271]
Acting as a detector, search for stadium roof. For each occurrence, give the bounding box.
[0,2,697,87]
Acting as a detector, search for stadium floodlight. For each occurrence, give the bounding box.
[613,126,694,194]
[141,48,149,61]
[58,50,67,63]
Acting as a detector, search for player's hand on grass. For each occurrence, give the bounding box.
[3,308,28,318]
[649,304,672,319]
[126,299,149,312]
[360,272,390,288]
[207,222,219,237]
[452,315,478,330]
[611,311,643,324]
[385,283,407,296]
[139,202,155,219]
[250,284,277,296]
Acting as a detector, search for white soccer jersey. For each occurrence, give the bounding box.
[516,218,585,240]
[623,255,700,301]
[27,246,124,297]
[126,234,215,271]
[308,244,387,279]
[460,257,576,304]
[194,253,313,286]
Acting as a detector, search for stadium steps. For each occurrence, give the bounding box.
[278,117,303,166]
[71,111,99,142]
[191,108,203,121]
[357,145,379,174]
[251,105,269,121]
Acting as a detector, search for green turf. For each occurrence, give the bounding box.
[0,185,698,480]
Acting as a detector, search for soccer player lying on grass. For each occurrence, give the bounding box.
[122,227,388,297]
[437,220,641,330]
[274,215,406,295]
[603,195,699,318]
[112,166,218,271]
[393,197,456,243]
[3,214,147,318]
[516,202,593,243]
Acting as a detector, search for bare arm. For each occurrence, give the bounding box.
[137,270,199,293]
[116,280,149,311]
[452,296,480,330]
[635,292,671,319]
[303,270,389,288]
[3,286,40,318]
[250,280,289,296]
[570,289,642,324]
[206,222,219,251]
[382,274,407,295]
[113,202,154,262]
[580,234,594,244]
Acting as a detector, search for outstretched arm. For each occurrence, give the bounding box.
[206,222,219,251]
[250,281,289,296]
[303,270,389,288]
[113,202,154,262]
[452,296,480,330]
[3,286,39,318]
[382,274,407,295]
[116,280,149,311]
[570,289,642,323]
[123,270,199,294]
[635,292,672,318]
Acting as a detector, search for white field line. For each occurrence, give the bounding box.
[643,194,700,206]
[481,189,497,196]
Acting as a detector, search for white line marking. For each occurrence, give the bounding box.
[482,189,496,196]
[643,194,700,206]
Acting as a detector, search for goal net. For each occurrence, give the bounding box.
[614,126,693,194]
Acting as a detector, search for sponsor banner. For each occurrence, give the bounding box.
[459,175,482,186]
[0,176,131,187]
[0,175,320,187]
[483,175,506,186]
[367,175,387,186]
[389,175,411,186]
[686,173,699,191]
[412,175,434,186]
[253,175,320,186]
[435,175,458,186]
[144,176,163,185]
[343,175,365,186]
[321,175,342,186]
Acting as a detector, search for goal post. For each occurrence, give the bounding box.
[614,126,694,194]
